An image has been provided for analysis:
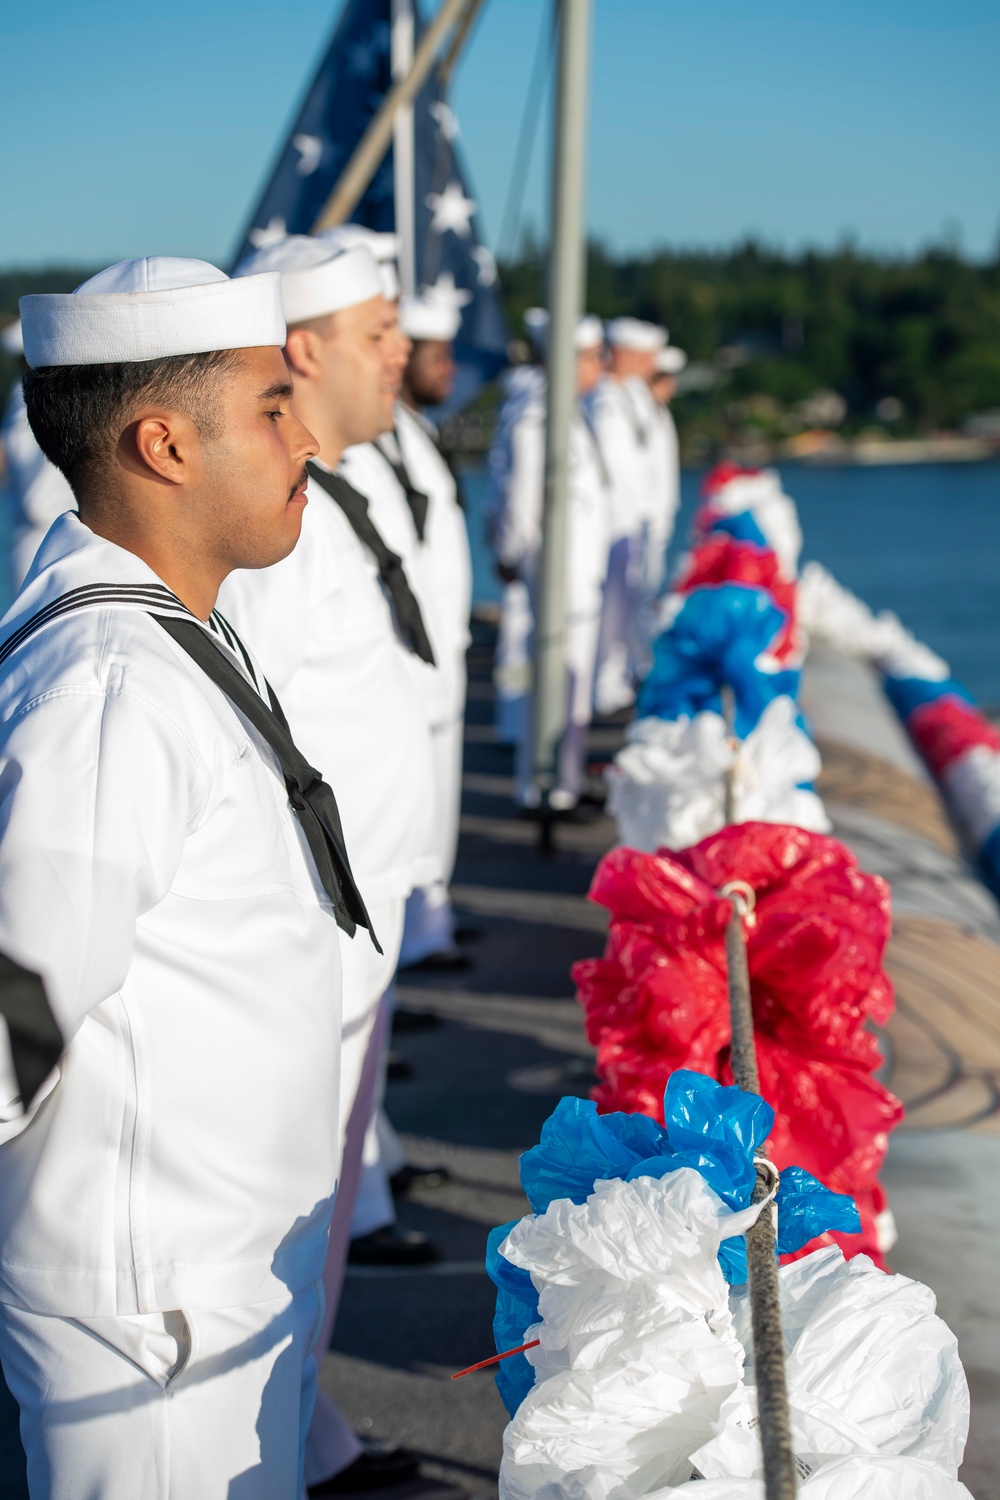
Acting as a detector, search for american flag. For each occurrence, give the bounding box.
[234,0,508,405]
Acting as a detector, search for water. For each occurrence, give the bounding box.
[461,459,1000,708]
[1,459,997,704]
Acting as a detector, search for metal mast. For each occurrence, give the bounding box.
[391,0,417,295]
[530,0,592,819]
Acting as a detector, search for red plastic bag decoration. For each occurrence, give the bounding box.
[700,461,759,497]
[572,822,903,1267]
[907,695,1000,777]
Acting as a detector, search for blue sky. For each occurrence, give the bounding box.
[2,0,998,268]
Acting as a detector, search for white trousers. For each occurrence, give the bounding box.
[493,580,533,744]
[594,534,640,715]
[304,901,404,1488]
[514,586,602,806]
[0,1285,323,1500]
[399,711,464,965]
[336,900,405,1160]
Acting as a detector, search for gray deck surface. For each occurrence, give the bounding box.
[0,623,997,1498]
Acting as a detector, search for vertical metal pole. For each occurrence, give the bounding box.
[530,0,592,815]
[391,0,417,296]
[720,683,737,826]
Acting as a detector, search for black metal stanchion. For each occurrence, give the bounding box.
[720,682,738,826]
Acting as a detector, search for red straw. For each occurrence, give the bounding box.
[451,1339,540,1380]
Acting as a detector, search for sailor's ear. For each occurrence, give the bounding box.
[284,326,325,380]
[121,409,199,487]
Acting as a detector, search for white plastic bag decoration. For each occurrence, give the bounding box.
[659,1456,974,1497]
[498,1186,973,1500]
[498,1169,763,1500]
[607,698,830,852]
[689,1246,969,1485]
[797,561,951,681]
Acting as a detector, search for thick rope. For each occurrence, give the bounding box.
[719,817,799,1494]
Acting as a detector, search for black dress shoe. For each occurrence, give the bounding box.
[518,800,602,824]
[308,1441,421,1493]
[386,1050,413,1081]
[578,786,608,810]
[390,1162,452,1196]
[348,1226,442,1265]
[453,922,483,944]
[561,800,604,823]
[397,948,472,973]
[391,1006,441,1033]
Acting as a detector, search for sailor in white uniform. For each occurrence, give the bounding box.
[319,225,403,301]
[649,340,686,543]
[218,236,439,1494]
[487,331,546,743]
[0,319,76,595]
[314,229,459,1231]
[0,256,373,1499]
[317,229,466,967]
[389,294,472,965]
[586,315,677,712]
[493,311,611,809]
[650,340,687,408]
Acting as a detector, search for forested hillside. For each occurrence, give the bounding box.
[5,243,1000,453]
[500,238,1000,452]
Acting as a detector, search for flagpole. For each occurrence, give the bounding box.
[391,0,417,296]
[437,0,487,88]
[313,0,478,232]
[530,0,592,828]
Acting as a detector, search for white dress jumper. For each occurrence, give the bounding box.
[219,471,438,1487]
[586,374,679,711]
[492,388,612,806]
[0,514,345,1498]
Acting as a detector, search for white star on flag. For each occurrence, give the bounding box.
[249,216,287,249]
[292,134,323,177]
[429,101,460,142]
[422,272,473,313]
[426,181,477,238]
[472,245,498,287]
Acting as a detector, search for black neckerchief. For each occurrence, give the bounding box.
[402,408,466,511]
[152,612,379,953]
[376,433,429,541]
[307,462,435,666]
[0,587,381,1110]
[579,404,612,491]
[619,380,650,447]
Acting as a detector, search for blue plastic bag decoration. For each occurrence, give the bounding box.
[637,584,799,738]
[704,511,769,550]
[486,1070,860,1416]
[881,672,975,723]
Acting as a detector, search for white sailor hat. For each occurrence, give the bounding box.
[398,295,461,342]
[605,316,667,353]
[655,344,687,375]
[576,314,605,351]
[19,258,285,369]
[1,319,23,357]
[523,308,605,355]
[234,237,384,326]
[316,225,401,300]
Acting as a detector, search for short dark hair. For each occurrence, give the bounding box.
[23,348,240,494]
